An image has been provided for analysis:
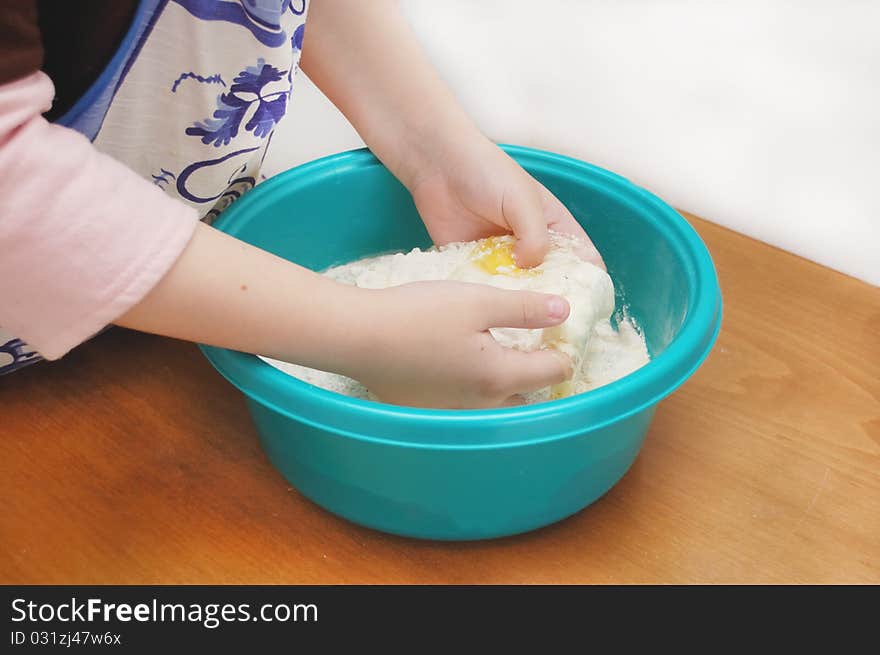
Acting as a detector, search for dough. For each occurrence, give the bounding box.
[263,233,650,404]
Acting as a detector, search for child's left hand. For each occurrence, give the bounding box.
[407,134,605,270]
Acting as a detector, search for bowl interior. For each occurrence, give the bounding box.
[203,146,721,444]
[218,150,692,358]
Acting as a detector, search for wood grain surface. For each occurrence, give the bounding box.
[2,214,878,584]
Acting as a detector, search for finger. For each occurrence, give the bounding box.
[500,394,526,407]
[495,348,573,397]
[502,185,551,268]
[480,288,570,329]
[539,185,607,271]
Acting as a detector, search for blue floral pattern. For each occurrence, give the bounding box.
[172,0,293,47]
[171,71,226,93]
[0,338,40,375]
[292,23,305,51]
[186,59,289,146]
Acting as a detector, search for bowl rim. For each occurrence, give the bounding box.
[200,145,722,448]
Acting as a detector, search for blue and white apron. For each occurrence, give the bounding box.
[0,0,309,374]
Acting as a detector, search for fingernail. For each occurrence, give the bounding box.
[547,296,568,319]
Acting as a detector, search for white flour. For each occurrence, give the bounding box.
[263,234,650,405]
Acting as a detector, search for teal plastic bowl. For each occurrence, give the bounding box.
[200,145,721,540]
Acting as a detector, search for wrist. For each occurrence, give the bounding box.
[301,281,375,373]
[391,106,487,193]
[306,284,394,379]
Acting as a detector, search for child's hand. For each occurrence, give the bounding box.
[118,225,571,409]
[408,134,605,270]
[342,281,573,408]
[300,0,604,271]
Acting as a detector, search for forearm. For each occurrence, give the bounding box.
[116,222,365,371]
[0,71,360,371]
[300,0,483,189]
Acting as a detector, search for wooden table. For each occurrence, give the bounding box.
[2,214,878,584]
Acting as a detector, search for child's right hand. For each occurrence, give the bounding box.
[340,281,574,408]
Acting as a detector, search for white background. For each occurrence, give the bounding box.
[265,0,880,285]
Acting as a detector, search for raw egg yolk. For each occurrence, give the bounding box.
[471,237,540,277]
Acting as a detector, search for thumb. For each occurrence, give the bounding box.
[481,288,570,330]
[502,186,550,268]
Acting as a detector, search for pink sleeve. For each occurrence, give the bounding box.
[0,72,200,360]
